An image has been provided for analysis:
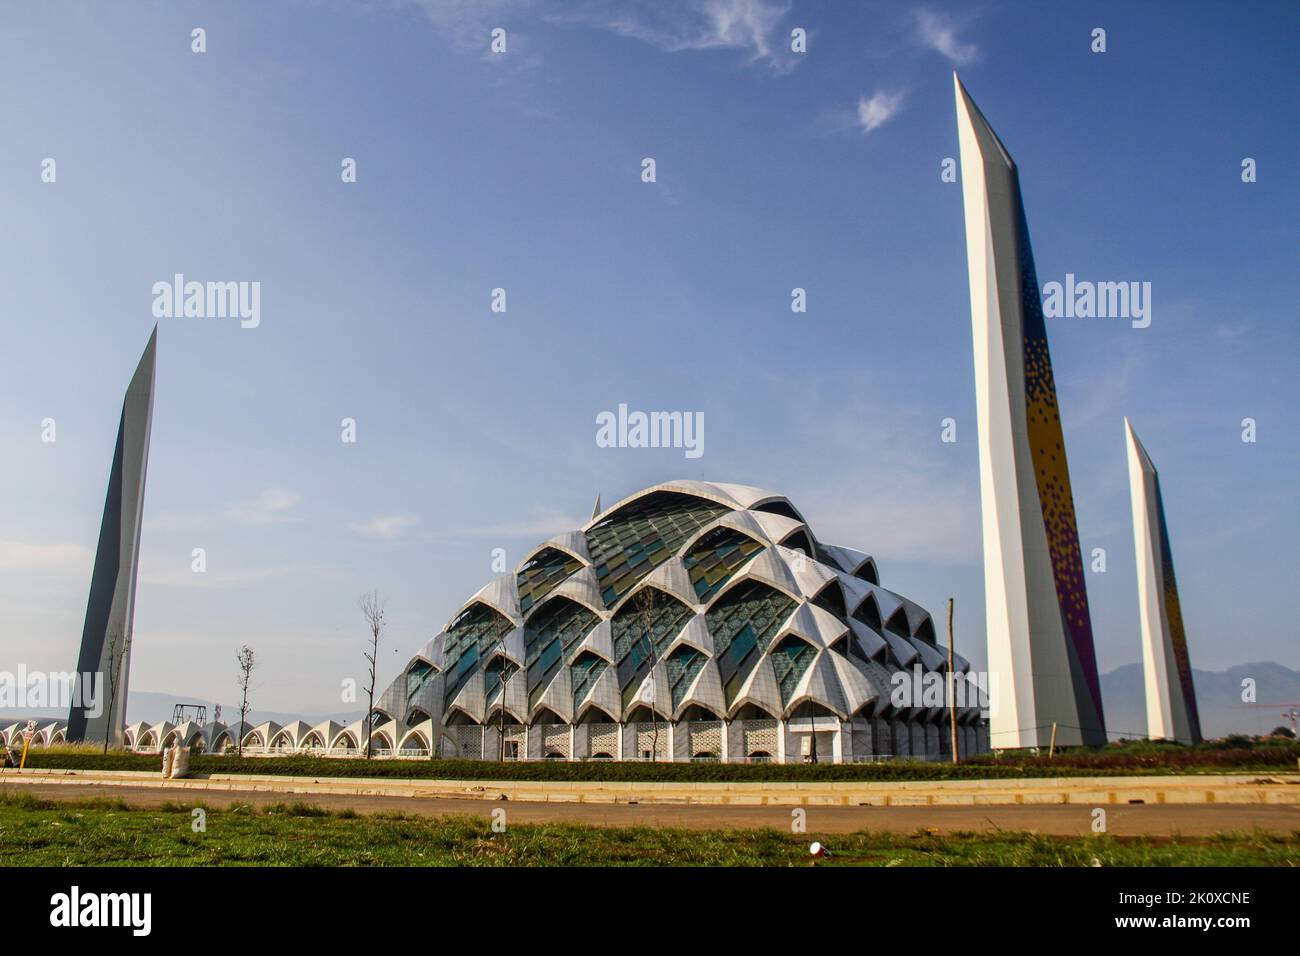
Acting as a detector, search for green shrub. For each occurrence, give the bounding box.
[11,742,1299,783]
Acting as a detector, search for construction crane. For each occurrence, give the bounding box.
[1232,702,1300,738]
[171,703,208,725]
[1281,707,1299,737]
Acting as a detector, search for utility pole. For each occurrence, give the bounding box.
[947,598,958,764]
[1048,721,1058,758]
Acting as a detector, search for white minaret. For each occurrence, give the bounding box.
[954,75,1107,748]
[1125,418,1202,744]
[68,326,157,745]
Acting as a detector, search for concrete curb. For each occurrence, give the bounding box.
[4,768,1299,807]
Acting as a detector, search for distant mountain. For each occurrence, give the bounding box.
[1101,660,1299,740]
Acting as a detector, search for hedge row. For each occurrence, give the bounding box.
[14,746,1300,782]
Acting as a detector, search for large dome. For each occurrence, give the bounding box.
[371,480,987,763]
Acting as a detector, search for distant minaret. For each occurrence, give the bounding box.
[954,75,1106,748]
[67,327,157,744]
[1125,418,1202,745]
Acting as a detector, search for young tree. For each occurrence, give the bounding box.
[358,590,386,760]
[633,588,664,761]
[235,645,255,756]
[101,628,131,754]
[494,638,519,762]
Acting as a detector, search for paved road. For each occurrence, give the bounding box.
[8,782,1300,835]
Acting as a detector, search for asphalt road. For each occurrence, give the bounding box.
[8,782,1300,835]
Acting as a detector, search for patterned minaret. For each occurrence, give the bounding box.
[954,75,1106,748]
[1125,418,1202,745]
[67,327,157,745]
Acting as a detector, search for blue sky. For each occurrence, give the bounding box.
[1,1,1296,716]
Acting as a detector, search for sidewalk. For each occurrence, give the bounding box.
[5,767,1299,807]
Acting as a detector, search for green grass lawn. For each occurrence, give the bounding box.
[1,792,1295,867]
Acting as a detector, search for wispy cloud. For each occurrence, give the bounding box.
[426,505,584,542]
[408,0,798,72]
[349,514,421,540]
[917,9,978,65]
[549,0,795,69]
[1215,322,1250,344]
[856,90,904,134]
[225,488,301,527]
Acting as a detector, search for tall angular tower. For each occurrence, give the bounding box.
[1125,419,1202,745]
[954,75,1106,748]
[67,327,157,745]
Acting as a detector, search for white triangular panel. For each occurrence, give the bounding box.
[666,613,714,657]
[548,565,605,614]
[571,619,614,663]
[675,658,727,719]
[448,670,486,724]
[639,556,698,608]
[729,653,783,719]
[534,664,574,723]
[789,651,848,718]
[578,663,622,722]
[849,618,888,659]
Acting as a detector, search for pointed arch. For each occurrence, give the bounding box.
[516,546,585,614]
[705,578,798,705]
[852,592,883,631]
[443,601,514,700]
[811,580,848,620]
[584,489,732,607]
[884,606,911,638]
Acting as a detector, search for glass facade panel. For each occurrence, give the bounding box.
[706,580,796,704]
[770,635,816,705]
[442,602,514,700]
[586,491,729,607]
[517,547,583,614]
[405,660,434,706]
[524,597,599,700]
[571,650,608,705]
[681,527,765,601]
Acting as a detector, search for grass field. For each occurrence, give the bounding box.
[1,792,1296,867]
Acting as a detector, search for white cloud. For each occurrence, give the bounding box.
[407,1,797,71]
[414,0,532,49]
[917,9,978,65]
[349,514,421,540]
[856,90,904,134]
[427,505,584,542]
[225,488,301,526]
[548,0,794,68]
